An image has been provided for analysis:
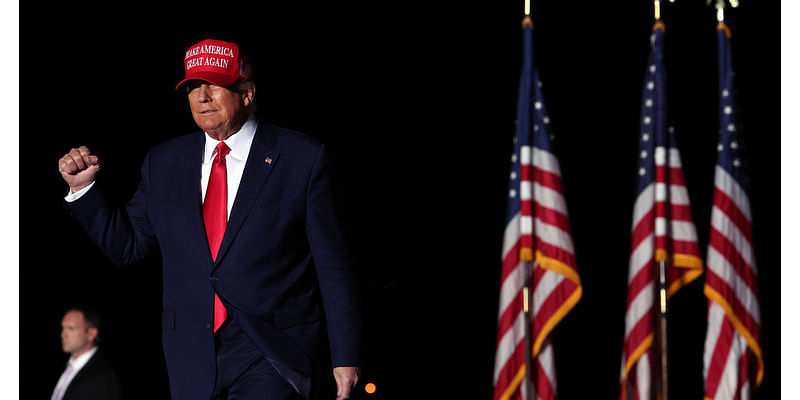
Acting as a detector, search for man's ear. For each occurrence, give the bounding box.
[242,83,256,107]
[87,327,99,344]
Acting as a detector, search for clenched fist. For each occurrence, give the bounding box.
[58,146,101,194]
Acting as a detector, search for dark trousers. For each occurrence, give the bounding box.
[212,316,299,400]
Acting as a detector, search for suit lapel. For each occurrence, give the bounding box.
[214,122,279,268]
[177,132,210,264]
[63,352,97,399]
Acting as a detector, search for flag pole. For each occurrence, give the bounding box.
[657,259,669,400]
[523,259,536,399]
[653,2,671,398]
[521,4,534,398]
[522,2,536,398]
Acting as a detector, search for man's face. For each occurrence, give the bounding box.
[60,311,96,357]
[187,81,248,140]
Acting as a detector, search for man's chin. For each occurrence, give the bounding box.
[195,122,224,136]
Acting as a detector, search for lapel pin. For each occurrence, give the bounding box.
[265,157,273,165]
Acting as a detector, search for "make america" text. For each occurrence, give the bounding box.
[185,45,234,59]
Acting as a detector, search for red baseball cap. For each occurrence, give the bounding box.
[175,39,252,90]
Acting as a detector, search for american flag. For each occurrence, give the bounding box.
[493,17,582,400]
[702,22,763,400]
[619,23,703,400]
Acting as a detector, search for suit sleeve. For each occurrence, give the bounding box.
[305,144,363,367]
[65,151,158,267]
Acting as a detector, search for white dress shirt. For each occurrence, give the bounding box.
[51,346,98,400]
[200,115,256,219]
[66,115,257,220]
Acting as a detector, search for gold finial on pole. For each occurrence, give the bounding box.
[708,0,740,23]
[655,0,678,22]
[654,0,661,21]
[522,0,533,28]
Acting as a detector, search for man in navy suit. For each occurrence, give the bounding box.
[58,38,362,400]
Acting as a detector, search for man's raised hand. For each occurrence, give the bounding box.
[58,146,101,193]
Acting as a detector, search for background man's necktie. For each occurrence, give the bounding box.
[204,142,230,332]
[51,363,73,400]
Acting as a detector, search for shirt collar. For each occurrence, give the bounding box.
[203,115,257,163]
[68,346,98,371]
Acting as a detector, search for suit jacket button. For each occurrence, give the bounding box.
[210,276,219,282]
[206,323,212,329]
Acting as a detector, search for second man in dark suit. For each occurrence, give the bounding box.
[51,307,122,400]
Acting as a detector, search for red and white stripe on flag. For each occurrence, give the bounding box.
[702,23,763,400]
[619,144,703,400]
[702,166,763,399]
[619,23,703,399]
[493,145,581,400]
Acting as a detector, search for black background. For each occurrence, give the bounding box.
[20,1,779,399]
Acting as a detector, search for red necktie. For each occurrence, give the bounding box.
[203,142,230,332]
